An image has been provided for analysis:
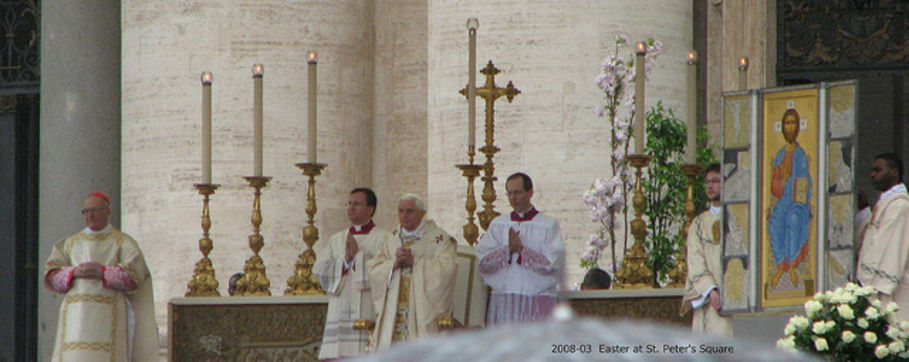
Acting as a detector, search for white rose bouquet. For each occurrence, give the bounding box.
[777,282,909,361]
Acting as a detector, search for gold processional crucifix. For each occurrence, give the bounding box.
[459,60,520,232]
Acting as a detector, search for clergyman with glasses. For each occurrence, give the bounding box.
[43,191,158,361]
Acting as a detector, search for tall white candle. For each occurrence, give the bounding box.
[686,51,698,164]
[467,18,478,149]
[253,64,264,176]
[307,51,318,163]
[738,57,748,91]
[201,71,213,184]
[634,41,646,155]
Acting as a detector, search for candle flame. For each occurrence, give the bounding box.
[636,41,647,54]
[738,57,749,70]
[200,71,213,85]
[687,51,697,64]
[252,64,264,76]
[307,51,318,64]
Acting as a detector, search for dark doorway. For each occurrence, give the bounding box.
[1,0,40,361]
[778,0,909,199]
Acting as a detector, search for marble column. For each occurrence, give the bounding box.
[38,1,122,359]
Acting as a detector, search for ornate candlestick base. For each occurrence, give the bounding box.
[616,154,655,289]
[456,155,483,246]
[286,163,328,295]
[667,164,705,288]
[236,176,272,296]
[186,183,221,297]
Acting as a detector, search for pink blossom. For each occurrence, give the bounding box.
[615,34,628,45]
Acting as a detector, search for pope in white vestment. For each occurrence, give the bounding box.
[44,192,158,362]
[858,156,909,322]
[315,188,394,359]
[367,194,457,350]
[477,173,565,324]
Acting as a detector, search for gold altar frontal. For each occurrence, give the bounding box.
[170,289,689,360]
[564,288,691,327]
[169,296,328,361]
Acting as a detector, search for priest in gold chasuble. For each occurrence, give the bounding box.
[315,188,394,359]
[367,194,457,351]
[682,164,733,337]
[44,192,158,362]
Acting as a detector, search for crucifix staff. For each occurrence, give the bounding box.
[459,60,521,231]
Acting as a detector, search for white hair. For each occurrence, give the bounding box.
[398,193,426,211]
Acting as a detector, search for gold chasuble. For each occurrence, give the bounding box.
[681,207,733,337]
[367,219,457,351]
[314,221,393,359]
[858,188,909,322]
[44,227,158,362]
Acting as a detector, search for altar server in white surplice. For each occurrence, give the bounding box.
[315,187,394,359]
[477,172,565,325]
[858,153,909,322]
[44,192,158,362]
[367,193,458,350]
[681,163,733,337]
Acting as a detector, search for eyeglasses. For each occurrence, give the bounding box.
[81,207,107,215]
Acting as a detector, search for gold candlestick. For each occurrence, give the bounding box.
[459,61,520,230]
[186,183,220,297]
[236,176,272,296]
[456,147,483,246]
[616,154,654,289]
[286,162,328,295]
[667,164,705,288]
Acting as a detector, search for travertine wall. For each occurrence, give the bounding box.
[122,0,378,341]
[371,0,429,228]
[427,0,694,287]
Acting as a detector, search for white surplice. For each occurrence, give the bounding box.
[476,207,564,325]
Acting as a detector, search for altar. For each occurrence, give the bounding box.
[168,296,329,361]
[169,289,690,360]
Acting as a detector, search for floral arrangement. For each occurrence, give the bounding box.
[777,282,909,360]
[581,35,662,274]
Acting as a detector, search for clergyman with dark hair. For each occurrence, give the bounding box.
[857,153,909,322]
[314,187,395,359]
[680,163,733,337]
[476,172,565,324]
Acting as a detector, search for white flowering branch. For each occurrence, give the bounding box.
[581,36,662,274]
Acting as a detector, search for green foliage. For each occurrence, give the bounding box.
[642,101,718,285]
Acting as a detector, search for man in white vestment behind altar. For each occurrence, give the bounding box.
[44,192,159,361]
[367,193,458,350]
[477,172,565,324]
[315,187,395,359]
[681,163,733,337]
[857,153,909,322]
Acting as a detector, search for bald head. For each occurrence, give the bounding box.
[82,194,111,231]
